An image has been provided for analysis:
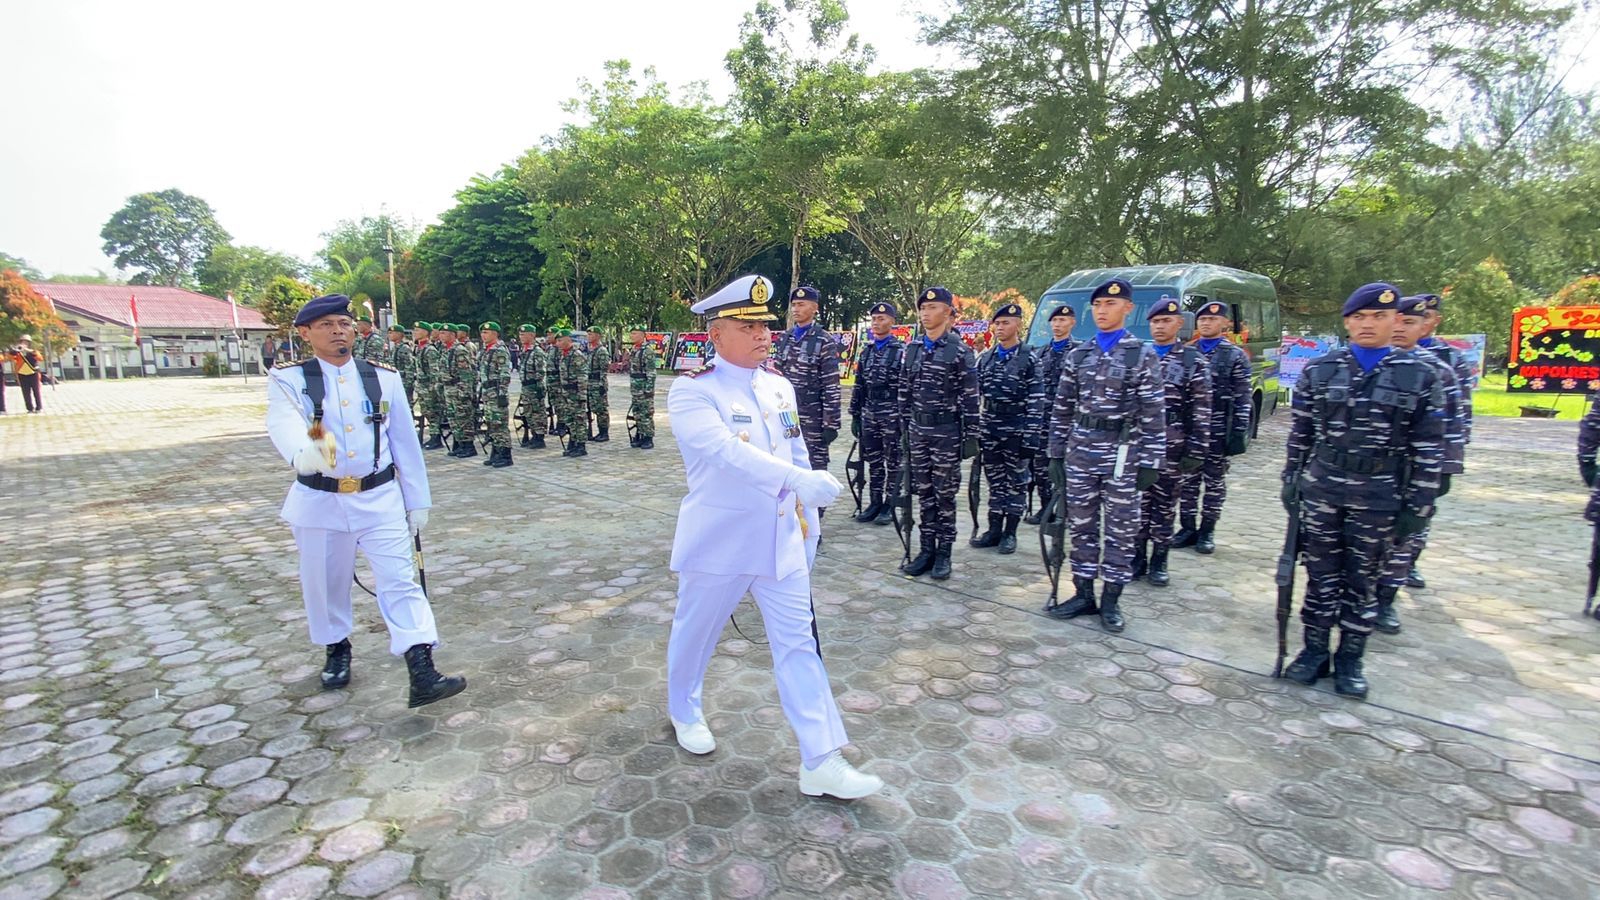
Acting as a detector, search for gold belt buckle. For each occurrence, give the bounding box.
[337,476,361,494]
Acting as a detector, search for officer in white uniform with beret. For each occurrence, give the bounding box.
[666,274,883,800]
[266,293,466,709]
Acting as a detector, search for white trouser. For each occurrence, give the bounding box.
[292,522,438,655]
[667,569,848,762]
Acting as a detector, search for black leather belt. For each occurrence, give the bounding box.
[913,411,960,427]
[1315,445,1399,475]
[1075,413,1125,432]
[588,374,606,381]
[297,464,397,494]
[984,401,1025,417]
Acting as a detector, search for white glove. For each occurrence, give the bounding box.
[292,440,336,476]
[791,469,842,509]
[407,509,429,536]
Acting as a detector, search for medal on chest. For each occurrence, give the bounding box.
[779,409,802,438]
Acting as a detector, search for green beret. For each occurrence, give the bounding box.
[454,323,470,334]
[356,314,372,323]
[413,322,431,332]
[481,321,502,333]
[388,323,404,333]
[519,324,538,333]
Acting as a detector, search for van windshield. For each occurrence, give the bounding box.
[1026,287,1182,347]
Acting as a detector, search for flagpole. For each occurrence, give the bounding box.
[228,292,247,384]
[384,228,398,327]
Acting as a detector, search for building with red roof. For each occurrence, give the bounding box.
[30,283,276,379]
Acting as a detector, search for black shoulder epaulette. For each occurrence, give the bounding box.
[273,359,300,370]
[369,361,397,372]
[686,363,716,379]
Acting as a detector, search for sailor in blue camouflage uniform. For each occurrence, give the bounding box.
[1025,304,1076,526]
[1372,295,1467,633]
[849,302,905,525]
[1045,278,1166,632]
[772,285,843,495]
[1134,298,1211,587]
[970,303,1047,555]
[1405,293,1475,588]
[1282,282,1446,699]
[898,286,980,580]
[1174,301,1254,553]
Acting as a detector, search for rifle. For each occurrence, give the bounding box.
[1039,472,1067,607]
[414,532,429,597]
[1587,523,1599,616]
[967,443,983,533]
[626,412,638,446]
[844,440,864,515]
[1272,476,1302,678]
[892,430,914,567]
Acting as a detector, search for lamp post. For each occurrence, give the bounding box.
[384,228,398,328]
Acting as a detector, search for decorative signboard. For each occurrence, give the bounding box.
[1507,307,1600,392]
[1276,336,1338,389]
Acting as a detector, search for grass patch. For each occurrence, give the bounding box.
[1474,372,1589,419]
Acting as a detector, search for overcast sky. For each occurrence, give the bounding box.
[2,0,941,277]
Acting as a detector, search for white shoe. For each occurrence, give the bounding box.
[799,751,884,800]
[671,717,715,755]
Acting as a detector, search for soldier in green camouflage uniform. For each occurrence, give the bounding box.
[554,330,590,458]
[477,322,514,467]
[515,324,549,449]
[446,323,480,458]
[384,324,416,403]
[354,316,386,362]
[586,327,612,442]
[626,327,656,449]
[418,323,448,450]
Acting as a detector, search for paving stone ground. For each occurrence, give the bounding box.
[0,375,1597,899]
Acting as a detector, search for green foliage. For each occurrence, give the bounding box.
[100,188,230,287]
[0,253,41,280]
[415,166,544,330]
[201,352,226,377]
[257,276,315,337]
[197,244,305,304]
[1447,258,1530,361]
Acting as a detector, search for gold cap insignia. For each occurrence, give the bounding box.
[1108,283,1121,295]
[1379,290,1395,304]
[924,289,936,301]
[751,280,769,304]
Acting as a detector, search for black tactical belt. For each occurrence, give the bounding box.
[588,374,605,381]
[913,411,961,427]
[297,464,397,494]
[984,401,1025,417]
[1075,413,1125,432]
[1315,445,1399,475]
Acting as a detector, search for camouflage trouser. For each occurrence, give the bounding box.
[516,385,548,437]
[558,386,588,446]
[1029,456,1054,510]
[629,380,655,439]
[482,388,511,450]
[587,379,609,437]
[1378,525,1427,590]
[1138,456,1185,549]
[909,425,961,551]
[400,375,415,407]
[798,408,830,471]
[1298,495,1390,633]
[446,386,478,445]
[1067,466,1141,585]
[979,422,1029,516]
[860,407,902,499]
[1179,448,1229,523]
[425,384,449,440]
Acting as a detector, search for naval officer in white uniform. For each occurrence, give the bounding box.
[266,294,466,709]
[666,274,883,800]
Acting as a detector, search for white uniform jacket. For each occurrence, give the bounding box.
[668,361,820,581]
[266,356,431,531]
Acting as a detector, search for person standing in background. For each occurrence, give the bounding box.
[13,338,43,413]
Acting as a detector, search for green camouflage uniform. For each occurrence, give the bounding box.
[477,339,513,451]
[355,329,386,362]
[446,339,478,443]
[586,340,611,438]
[553,346,589,447]
[517,344,549,438]
[419,340,447,441]
[628,342,657,440]
[385,339,416,402]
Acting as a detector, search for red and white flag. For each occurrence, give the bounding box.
[129,292,140,342]
[228,292,241,331]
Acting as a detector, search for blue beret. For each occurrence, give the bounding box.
[992,303,1024,320]
[1147,296,1183,321]
[1341,282,1401,316]
[1196,301,1228,318]
[1090,279,1133,301]
[1418,293,1442,313]
[790,285,821,302]
[868,302,897,318]
[918,286,954,307]
[1397,295,1428,317]
[294,294,351,327]
[1048,304,1075,320]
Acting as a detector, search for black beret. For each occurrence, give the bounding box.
[1342,282,1401,316]
[790,285,821,302]
[992,303,1024,320]
[1048,304,1076,320]
[918,286,954,307]
[868,302,897,319]
[294,294,351,327]
[1090,279,1133,301]
[1147,297,1184,321]
[1195,301,1228,318]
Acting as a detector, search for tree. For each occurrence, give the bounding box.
[257,276,315,337]
[196,245,305,304]
[415,165,544,329]
[0,253,41,280]
[0,270,75,351]
[1444,257,1529,361]
[100,189,230,286]
[315,214,417,315]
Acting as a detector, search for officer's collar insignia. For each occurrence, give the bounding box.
[1107,283,1121,295]
[751,279,769,304]
[1379,290,1395,304]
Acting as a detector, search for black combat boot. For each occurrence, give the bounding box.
[483,447,498,465]
[998,515,1019,555]
[1333,631,1370,699]
[930,545,953,580]
[1172,515,1199,548]
[857,494,884,523]
[321,638,351,690]
[529,434,546,449]
[1047,577,1099,620]
[1284,626,1332,685]
[1147,546,1170,587]
[457,440,478,459]
[491,447,513,468]
[902,545,936,577]
[1099,583,1126,633]
[1195,518,1217,554]
[970,513,1003,548]
[629,432,640,447]
[404,643,467,709]
[873,503,894,526]
[1024,487,1051,526]
[1373,584,1401,634]
[565,443,588,458]
[520,435,531,448]
[637,436,653,450]
[1131,539,1148,579]
[593,429,610,443]
[422,434,445,450]
[1405,566,1426,589]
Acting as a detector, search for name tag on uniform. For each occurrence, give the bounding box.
[732,414,752,423]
